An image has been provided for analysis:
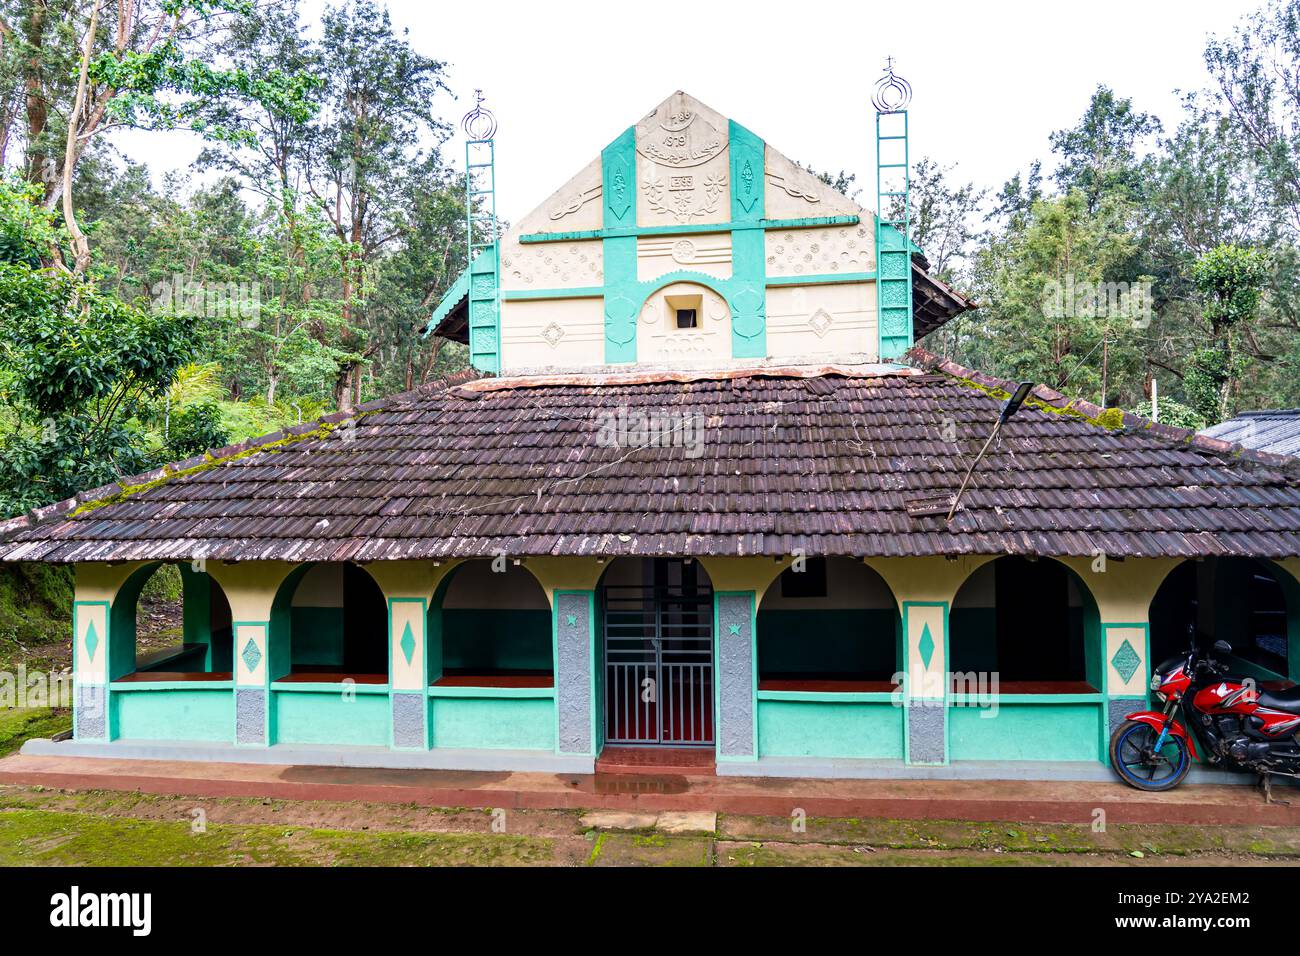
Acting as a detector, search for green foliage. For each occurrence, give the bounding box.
[1191,243,1269,332]
[0,563,73,654]
[167,401,228,457]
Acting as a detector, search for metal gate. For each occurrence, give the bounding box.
[603,582,714,746]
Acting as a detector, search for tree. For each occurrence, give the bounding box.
[1185,243,1269,422]
[0,177,198,512]
[1050,86,1161,212]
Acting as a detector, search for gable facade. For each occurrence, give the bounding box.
[453,91,903,375]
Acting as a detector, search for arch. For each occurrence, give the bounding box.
[109,562,235,682]
[597,557,716,746]
[268,561,388,683]
[428,559,553,687]
[635,278,733,367]
[634,271,732,312]
[756,556,901,691]
[1149,557,1300,683]
[949,555,1103,693]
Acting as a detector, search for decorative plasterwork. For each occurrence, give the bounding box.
[765,225,873,277]
[635,92,731,227]
[500,239,604,289]
[541,322,566,348]
[637,234,732,281]
[808,308,834,338]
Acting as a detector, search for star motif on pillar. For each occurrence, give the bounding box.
[565,614,578,627]
[728,623,742,636]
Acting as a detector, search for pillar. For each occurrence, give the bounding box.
[553,591,596,757]
[714,591,757,762]
[206,561,298,747]
[364,561,451,752]
[71,563,150,741]
[388,597,429,750]
[902,600,948,765]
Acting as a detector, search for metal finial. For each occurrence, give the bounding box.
[461,89,498,141]
[871,58,912,113]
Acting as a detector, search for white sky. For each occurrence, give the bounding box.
[111,0,1258,218]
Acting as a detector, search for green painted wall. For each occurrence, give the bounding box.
[289,607,345,665]
[442,609,551,671]
[112,690,233,743]
[948,703,1102,762]
[757,609,897,676]
[272,691,389,747]
[756,700,903,759]
[428,697,554,750]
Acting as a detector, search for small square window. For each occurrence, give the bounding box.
[675,308,698,329]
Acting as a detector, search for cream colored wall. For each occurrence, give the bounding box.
[442,560,549,609]
[291,563,343,607]
[499,295,605,372]
[763,146,860,221]
[766,282,876,361]
[514,156,604,235]
[759,556,894,610]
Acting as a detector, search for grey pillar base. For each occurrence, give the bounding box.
[906,702,946,765]
[74,684,107,740]
[235,688,267,745]
[391,692,427,749]
[1107,697,1145,737]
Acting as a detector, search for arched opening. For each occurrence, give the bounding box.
[598,557,714,746]
[111,563,234,683]
[272,562,388,684]
[949,556,1102,694]
[756,557,901,692]
[429,560,552,688]
[1149,557,1300,683]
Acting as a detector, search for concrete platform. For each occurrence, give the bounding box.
[3,738,1297,826]
[21,737,595,774]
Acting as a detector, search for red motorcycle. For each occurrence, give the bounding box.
[1110,634,1300,792]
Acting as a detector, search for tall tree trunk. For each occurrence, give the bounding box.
[62,1,99,275]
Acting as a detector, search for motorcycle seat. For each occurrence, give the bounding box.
[1256,683,1300,712]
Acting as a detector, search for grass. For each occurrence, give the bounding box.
[0,707,71,757]
[0,809,559,867]
[0,787,1297,867]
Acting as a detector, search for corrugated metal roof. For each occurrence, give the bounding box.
[2,352,1298,563]
[1202,410,1300,458]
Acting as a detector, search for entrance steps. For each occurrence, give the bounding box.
[595,747,716,777]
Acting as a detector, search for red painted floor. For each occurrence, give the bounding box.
[595,747,716,776]
[2,752,1297,826]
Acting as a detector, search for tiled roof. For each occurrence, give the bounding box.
[1201,409,1300,458]
[2,351,1299,563]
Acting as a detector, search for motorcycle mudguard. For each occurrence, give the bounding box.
[1125,710,1199,760]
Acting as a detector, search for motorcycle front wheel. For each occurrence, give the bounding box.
[1109,719,1192,791]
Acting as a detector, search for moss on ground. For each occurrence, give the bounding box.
[0,808,558,867]
[0,708,71,757]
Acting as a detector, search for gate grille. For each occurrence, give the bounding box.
[603,583,714,746]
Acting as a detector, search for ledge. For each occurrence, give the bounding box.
[271,681,391,695]
[110,680,233,693]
